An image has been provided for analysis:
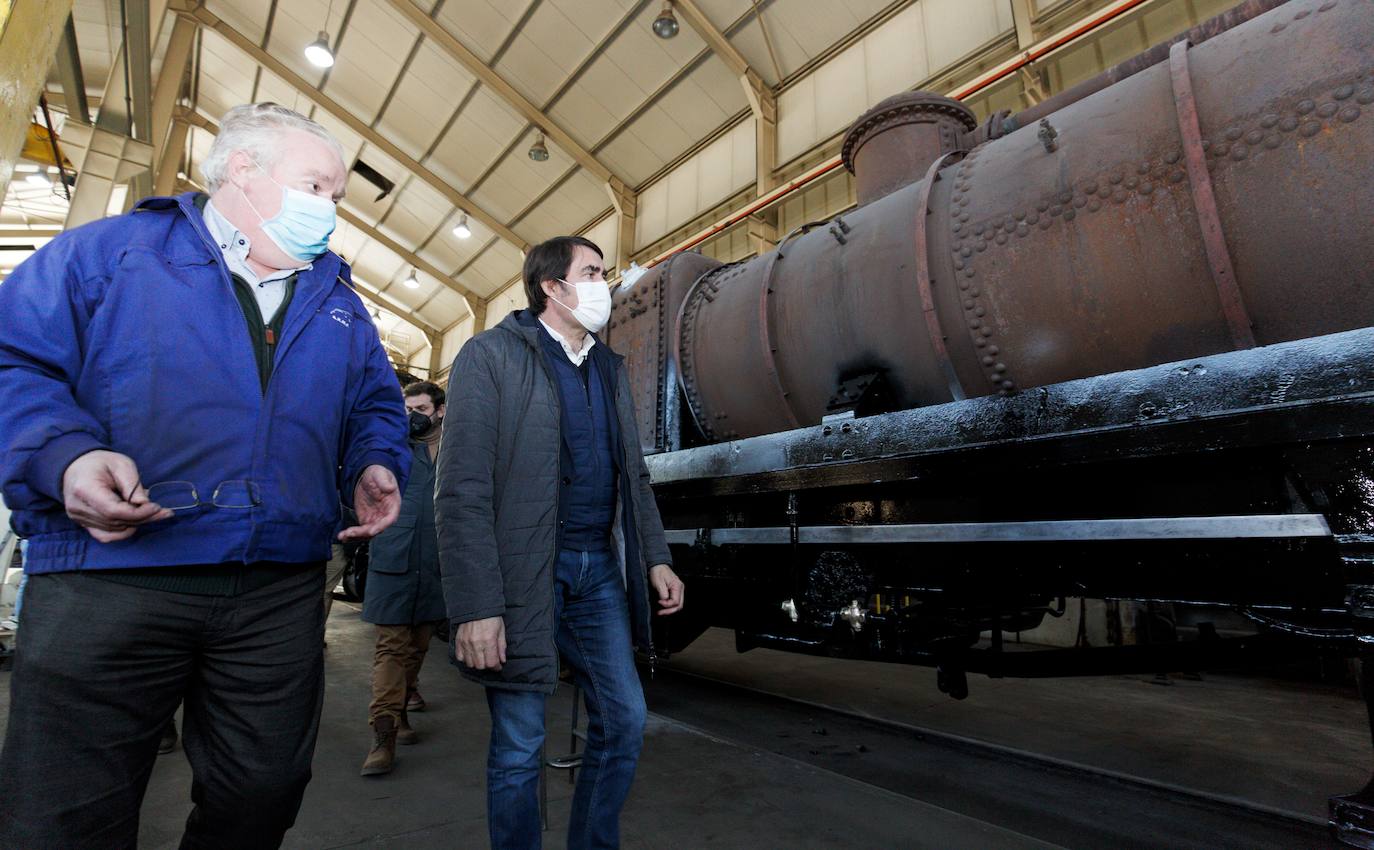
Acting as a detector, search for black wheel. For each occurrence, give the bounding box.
[340,541,368,602]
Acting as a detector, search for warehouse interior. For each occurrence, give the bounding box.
[2,0,1258,382]
[1,0,1372,847]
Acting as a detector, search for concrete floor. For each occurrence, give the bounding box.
[0,600,1055,849]
[0,600,1366,848]
[666,629,1372,820]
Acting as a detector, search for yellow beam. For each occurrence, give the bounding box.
[0,0,76,210]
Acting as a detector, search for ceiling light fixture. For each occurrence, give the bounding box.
[451,213,471,239]
[528,131,550,162]
[304,31,335,68]
[403,267,420,289]
[24,170,51,188]
[652,1,679,38]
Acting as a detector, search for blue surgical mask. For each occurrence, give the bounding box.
[241,163,337,262]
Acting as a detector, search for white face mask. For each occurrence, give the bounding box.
[550,279,612,334]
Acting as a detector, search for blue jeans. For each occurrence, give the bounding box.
[486,547,647,850]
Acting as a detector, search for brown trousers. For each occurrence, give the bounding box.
[369,623,433,723]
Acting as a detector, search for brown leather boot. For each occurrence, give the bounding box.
[360,716,397,776]
[396,708,418,746]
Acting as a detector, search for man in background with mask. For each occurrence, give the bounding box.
[0,102,409,849]
[436,235,685,849]
[359,379,447,777]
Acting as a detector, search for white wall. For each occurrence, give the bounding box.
[635,120,756,249]
[483,278,527,330]
[777,0,1014,165]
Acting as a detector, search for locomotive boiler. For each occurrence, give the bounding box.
[603,0,1374,841]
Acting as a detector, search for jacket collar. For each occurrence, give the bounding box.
[133,191,344,286]
[502,309,623,366]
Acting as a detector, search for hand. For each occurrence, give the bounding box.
[649,564,684,615]
[61,450,172,543]
[338,465,400,541]
[455,616,507,670]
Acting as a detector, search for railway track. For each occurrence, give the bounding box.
[641,665,1336,850]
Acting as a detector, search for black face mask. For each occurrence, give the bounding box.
[408,410,434,437]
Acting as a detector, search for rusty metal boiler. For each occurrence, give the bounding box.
[652,0,1374,444]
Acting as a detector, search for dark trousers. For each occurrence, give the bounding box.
[0,566,326,850]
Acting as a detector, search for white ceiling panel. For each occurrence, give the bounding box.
[546,86,617,149]
[341,179,400,227]
[466,241,525,296]
[768,2,865,65]
[548,0,640,41]
[374,99,439,162]
[320,56,393,126]
[433,0,533,65]
[379,206,437,256]
[693,0,753,29]
[417,233,464,272]
[597,127,661,186]
[332,222,373,263]
[690,55,751,115]
[347,0,425,56]
[423,287,472,322]
[205,0,272,45]
[406,39,480,96]
[493,3,592,107]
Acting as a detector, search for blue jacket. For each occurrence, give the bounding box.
[0,192,411,574]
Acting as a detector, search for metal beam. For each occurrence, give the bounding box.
[349,279,443,336]
[53,15,91,125]
[0,0,77,212]
[0,227,63,238]
[125,0,155,142]
[182,110,480,316]
[674,0,753,78]
[382,0,624,190]
[605,180,637,273]
[661,515,1334,546]
[1011,0,1037,49]
[151,16,196,157]
[169,0,529,252]
[335,203,479,317]
[64,0,170,225]
[154,117,189,196]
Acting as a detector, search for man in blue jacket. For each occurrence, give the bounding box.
[0,103,410,849]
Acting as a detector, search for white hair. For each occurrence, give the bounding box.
[200,103,346,194]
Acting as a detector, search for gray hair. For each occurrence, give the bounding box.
[200,103,347,194]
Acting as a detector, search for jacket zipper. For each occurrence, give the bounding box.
[524,324,657,681]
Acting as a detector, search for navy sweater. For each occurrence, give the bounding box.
[538,327,620,550]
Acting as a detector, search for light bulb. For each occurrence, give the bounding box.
[305,32,335,68]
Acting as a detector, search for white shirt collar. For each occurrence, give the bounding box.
[538,318,595,367]
[202,198,310,286]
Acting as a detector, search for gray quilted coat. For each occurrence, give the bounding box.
[434,310,673,692]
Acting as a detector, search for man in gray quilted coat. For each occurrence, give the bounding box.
[435,235,684,850]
